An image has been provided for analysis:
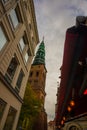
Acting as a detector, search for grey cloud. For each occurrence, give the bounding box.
[34,0,87,121]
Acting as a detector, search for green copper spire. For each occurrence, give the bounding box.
[32,40,45,65]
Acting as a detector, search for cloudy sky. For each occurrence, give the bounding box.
[33,0,87,121]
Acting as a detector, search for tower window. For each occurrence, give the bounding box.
[36,71,39,77]
[29,71,33,77]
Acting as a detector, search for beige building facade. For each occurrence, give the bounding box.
[0,0,39,129]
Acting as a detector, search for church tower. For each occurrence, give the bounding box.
[29,40,47,130]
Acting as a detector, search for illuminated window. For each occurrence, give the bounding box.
[3,106,17,130]
[0,26,7,51]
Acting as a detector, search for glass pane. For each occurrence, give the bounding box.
[3,107,17,130]
[16,69,24,89]
[2,0,8,2]
[9,9,19,29]
[0,98,6,122]
[25,53,29,63]
[7,55,18,79]
[19,38,25,51]
[0,26,7,51]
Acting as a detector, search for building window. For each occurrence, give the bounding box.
[24,48,31,64]
[9,9,19,30]
[5,55,19,83]
[36,71,39,77]
[19,37,26,51]
[24,49,31,63]
[15,69,24,92]
[0,26,7,51]
[3,106,17,130]
[25,52,29,63]
[0,98,6,122]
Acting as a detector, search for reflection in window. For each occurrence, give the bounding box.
[25,52,29,63]
[3,106,17,130]
[19,37,25,51]
[5,55,18,82]
[0,98,6,122]
[9,9,19,29]
[0,26,7,51]
[15,69,24,92]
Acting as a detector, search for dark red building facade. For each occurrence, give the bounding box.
[55,17,87,129]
